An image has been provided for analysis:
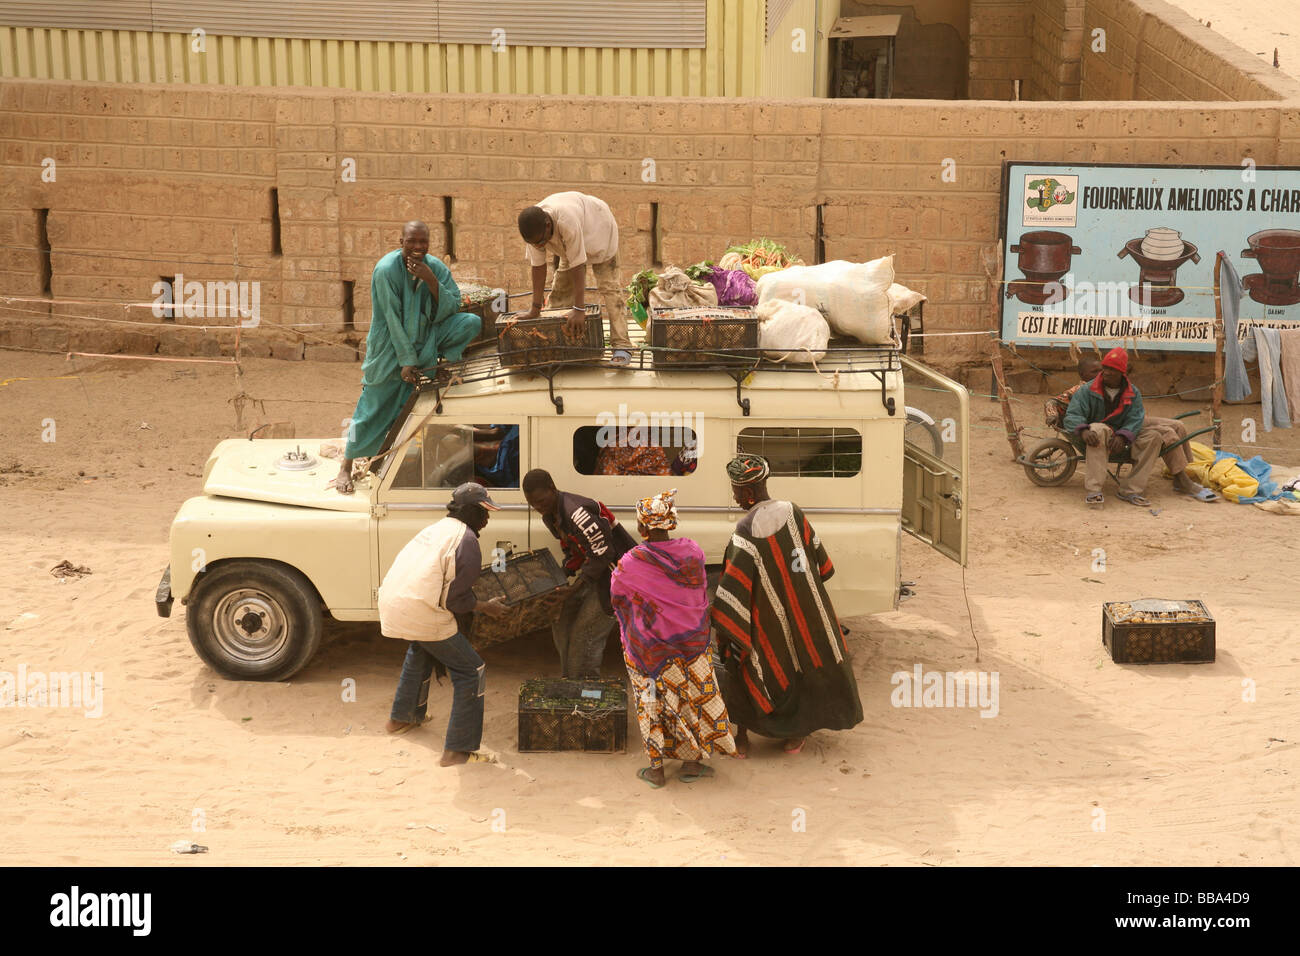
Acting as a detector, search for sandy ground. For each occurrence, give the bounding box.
[0,347,1296,867]
[1164,0,1300,83]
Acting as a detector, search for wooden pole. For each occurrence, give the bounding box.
[1212,252,1224,450]
[981,244,1025,460]
[987,334,1025,460]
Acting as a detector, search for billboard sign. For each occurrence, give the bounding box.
[999,161,1300,352]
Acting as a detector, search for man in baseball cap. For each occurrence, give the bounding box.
[450,481,501,511]
[378,481,507,764]
[1062,347,1164,507]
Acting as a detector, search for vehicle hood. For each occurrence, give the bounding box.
[201,439,373,512]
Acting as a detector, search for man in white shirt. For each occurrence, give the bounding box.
[380,482,508,765]
[516,191,634,366]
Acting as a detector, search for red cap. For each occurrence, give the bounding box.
[1101,347,1128,374]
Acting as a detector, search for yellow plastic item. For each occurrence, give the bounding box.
[1183,441,1259,502]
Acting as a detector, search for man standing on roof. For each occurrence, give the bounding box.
[522,468,637,678]
[515,192,635,367]
[335,221,482,494]
[710,454,863,757]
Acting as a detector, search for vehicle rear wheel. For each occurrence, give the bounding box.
[186,561,322,681]
[1023,438,1078,487]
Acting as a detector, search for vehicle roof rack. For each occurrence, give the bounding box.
[413,341,900,418]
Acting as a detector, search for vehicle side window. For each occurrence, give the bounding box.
[392,423,521,489]
[736,427,861,478]
[571,424,698,476]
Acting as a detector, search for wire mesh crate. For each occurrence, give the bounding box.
[518,678,628,753]
[470,549,569,649]
[648,306,759,367]
[496,305,603,366]
[1102,599,1216,664]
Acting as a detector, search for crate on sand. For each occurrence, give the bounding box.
[1102,599,1215,664]
[496,305,603,366]
[469,549,569,650]
[518,678,628,753]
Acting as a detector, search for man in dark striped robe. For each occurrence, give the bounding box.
[710,454,864,756]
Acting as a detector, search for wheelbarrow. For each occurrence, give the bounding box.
[1019,410,1216,488]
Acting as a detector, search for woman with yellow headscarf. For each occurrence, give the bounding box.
[610,489,736,788]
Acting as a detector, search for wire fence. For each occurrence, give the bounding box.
[5,238,1297,453]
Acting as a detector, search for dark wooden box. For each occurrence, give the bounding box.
[1102,599,1216,664]
[518,678,628,753]
[649,306,759,367]
[496,305,603,366]
[464,301,502,351]
[470,549,568,650]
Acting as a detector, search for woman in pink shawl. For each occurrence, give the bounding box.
[611,489,736,788]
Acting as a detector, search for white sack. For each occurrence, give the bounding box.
[887,282,926,315]
[648,266,718,311]
[756,299,829,363]
[756,256,895,344]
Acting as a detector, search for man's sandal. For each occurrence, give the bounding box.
[1116,492,1151,507]
[1085,493,1104,509]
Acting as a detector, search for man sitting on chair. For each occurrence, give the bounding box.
[1063,347,1214,507]
[1062,347,1165,509]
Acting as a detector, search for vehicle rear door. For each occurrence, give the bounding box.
[900,355,969,566]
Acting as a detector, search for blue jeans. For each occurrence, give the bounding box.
[390,633,485,753]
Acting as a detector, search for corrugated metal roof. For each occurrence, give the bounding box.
[0,0,152,30]
[150,1,438,43]
[438,0,706,49]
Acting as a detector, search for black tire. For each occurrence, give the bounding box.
[1023,438,1078,487]
[185,561,323,681]
[904,410,945,458]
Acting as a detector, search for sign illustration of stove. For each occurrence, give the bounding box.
[1117,226,1200,307]
[1241,229,1300,306]
[1006,231,1080,305]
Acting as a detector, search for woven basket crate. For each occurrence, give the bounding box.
[649,306,759,367]
[518,678,628,753]
[496,306,603,366]
[1102,599,1215,664]
[469,549,569,649]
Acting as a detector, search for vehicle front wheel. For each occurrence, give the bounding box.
[186,561,323,681]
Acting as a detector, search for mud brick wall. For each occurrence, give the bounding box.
[1082,0,1300,102]
[3,77,1300,385]
[1024,0,1086,101]
[968,0,1031,100]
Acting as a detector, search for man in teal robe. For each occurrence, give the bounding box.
[336,221,481,493]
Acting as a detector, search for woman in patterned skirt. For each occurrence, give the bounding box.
[610,489,736,788]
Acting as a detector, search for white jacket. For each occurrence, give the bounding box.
[378,516,471,642]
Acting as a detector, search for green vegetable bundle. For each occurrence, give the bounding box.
[683,260,715,282]
[719,238,804,279]
[625,268,659,311]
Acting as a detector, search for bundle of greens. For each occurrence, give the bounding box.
[718,238,804,280]
[625,268,660,311]
[683,260,715,282]
[459,283,497,308]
